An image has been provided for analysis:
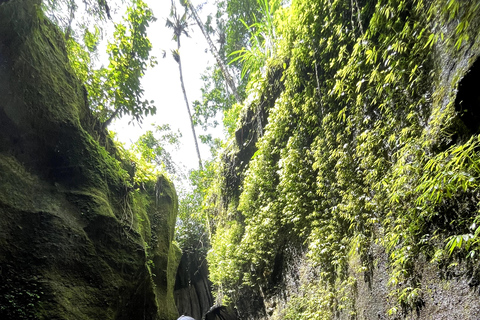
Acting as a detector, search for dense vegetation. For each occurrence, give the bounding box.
[202,0,480,318]
[11,0,480,318]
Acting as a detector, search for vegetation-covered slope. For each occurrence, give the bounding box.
[206,0,480,318]
[0,1,179,319]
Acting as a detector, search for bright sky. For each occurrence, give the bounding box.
[110,0,224,174]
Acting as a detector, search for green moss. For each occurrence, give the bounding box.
[132,190,153,243]
[1,0,85,126]
[0,2,181,319]
[65,190,115,219]
[167,241,182,316]
[146,175,180,319]
[0,155,57,212]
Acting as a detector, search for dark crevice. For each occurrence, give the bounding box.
[455,59,480,136]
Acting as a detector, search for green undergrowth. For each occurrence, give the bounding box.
[208,0,480,317]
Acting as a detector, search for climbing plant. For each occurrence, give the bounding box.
[207,0,480,317]
[229,0,281,80]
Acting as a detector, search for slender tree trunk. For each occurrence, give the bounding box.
[176,38,203,169]
[102,107,121,129]
[186,0,241,103]
[64,0,75,41]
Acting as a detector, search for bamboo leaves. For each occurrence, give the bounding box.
[207,0,480,315]
[229,0,280,80]
[416,136,480,206]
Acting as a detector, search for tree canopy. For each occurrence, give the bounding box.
[65,0,156,128]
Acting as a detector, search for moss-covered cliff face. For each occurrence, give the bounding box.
[207,0,480,319]
[174,250,213,320]
[0,1,180,319]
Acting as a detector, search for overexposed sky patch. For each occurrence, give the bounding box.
[110,0,224,173]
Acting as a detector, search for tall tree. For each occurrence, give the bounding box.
[166,0,203,169]
[182,0,241,103]
[187,0,264,133]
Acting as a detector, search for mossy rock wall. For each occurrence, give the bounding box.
[0,1,179,319]
[208,0,480,319]
[174,250,214,320]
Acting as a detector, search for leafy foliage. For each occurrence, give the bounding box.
[193,66,237,130]
[216,0,264,65]
[174,159,223,301]
[229,0,280,80]
[43,0,114,37]
[189,0,264,143]
[133,124,182,175]
[165,1,190,43]
[67,0,156,127]
[206,0,480,316]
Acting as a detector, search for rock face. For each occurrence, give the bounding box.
[0,1,180,319]
[174,251,213,320]
[174,251,238,320]
[208,0,480,319]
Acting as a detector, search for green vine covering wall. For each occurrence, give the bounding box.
[207,0,480,318]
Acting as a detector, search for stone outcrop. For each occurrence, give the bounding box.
[174,251,213,320]
[0,1,180,319]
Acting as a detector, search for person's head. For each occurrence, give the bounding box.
[177,316,195,320]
